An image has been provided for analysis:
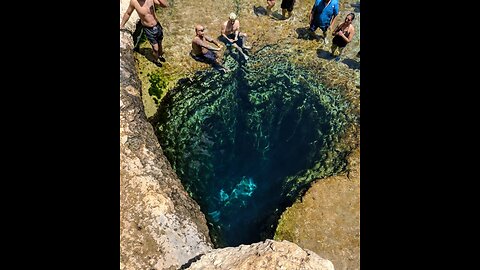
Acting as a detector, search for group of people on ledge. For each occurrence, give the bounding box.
[120,0,356,71]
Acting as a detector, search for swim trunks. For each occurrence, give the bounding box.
[191,50,216,65]
[143,22,164,45]
[281,0,296,12]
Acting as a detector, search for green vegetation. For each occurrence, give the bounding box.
[147,72,168,104]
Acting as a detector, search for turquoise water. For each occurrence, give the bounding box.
[155,47,353,247]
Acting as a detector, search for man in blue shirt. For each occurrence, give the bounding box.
[308,0,339,44]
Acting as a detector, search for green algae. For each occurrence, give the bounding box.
[147,72,169,105]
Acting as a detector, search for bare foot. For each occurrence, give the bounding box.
[220,67,231,73]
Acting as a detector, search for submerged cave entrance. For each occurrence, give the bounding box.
[155,46,353,247]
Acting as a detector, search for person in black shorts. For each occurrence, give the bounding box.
[331,12,356,58]
[120,0,169,67]
[220,13,251,61]
[281,0,296,19]
[143,22,164,62]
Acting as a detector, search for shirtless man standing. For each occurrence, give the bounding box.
[221,13,251,61]
[191,24,229,72]
[120,0,168,66]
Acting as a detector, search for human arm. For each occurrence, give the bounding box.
[327,3,338,31]
[120,1,135,29]
[194,37,221,51]
[328,14,337,31]
[205,36,223,49]
[154,0,168,8]
[310,0,319,24]
[332,22,342,36]
[233,20,240,41]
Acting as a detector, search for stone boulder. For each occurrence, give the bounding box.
[185,239,334,270]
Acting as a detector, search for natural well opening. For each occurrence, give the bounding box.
[154,46,353,247]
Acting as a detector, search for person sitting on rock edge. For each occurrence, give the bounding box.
[191,24,230,72]
[220,12,252,61]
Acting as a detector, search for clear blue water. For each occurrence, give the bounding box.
[155,47,352,247]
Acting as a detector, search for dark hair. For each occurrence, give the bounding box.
[347,12,355,20]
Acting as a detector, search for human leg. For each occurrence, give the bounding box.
[205,50,230,72]
[144,23,165,65]
[307,24,318,39]
[287,5,294,18]
[267,0,275,15]
[233,43,249,60]
[214,59,230,72]
[203,50,217,65]
[322,29,329,44]
[239,33,251,50]
[156,25,165,62]
[151,43,160,62]
[331,43,338,56]
[281,0,294,19]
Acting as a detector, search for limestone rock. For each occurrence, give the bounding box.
[120,11,213,270]
[185,239,334,270]
[274,149,360,270]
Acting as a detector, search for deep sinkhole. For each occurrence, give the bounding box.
[154,46,353,247]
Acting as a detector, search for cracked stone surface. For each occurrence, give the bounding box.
[186,239,335,270]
